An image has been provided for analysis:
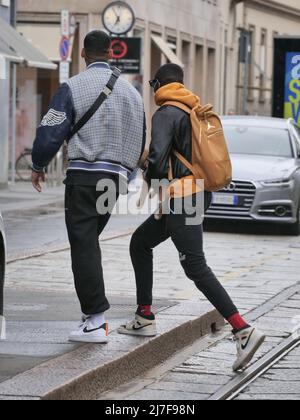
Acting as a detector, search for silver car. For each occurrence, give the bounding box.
[206,117,300,235]
[0,212,6,339]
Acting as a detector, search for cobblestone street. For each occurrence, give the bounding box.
[6,222,300,302]
[2,0,300,403]
[2,215,300,399]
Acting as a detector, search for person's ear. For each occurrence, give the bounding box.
[81,48,86,59]
[108,48,113,60]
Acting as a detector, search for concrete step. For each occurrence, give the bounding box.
[0,300,224,400]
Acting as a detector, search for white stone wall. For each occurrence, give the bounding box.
[16,0,300,119]
[235,0,300,115]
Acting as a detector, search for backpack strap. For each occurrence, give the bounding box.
[163,101,192,115]
[66,67,121,143]
[168,150,196,181]
[162,101,196,179]
[173,149,196,176]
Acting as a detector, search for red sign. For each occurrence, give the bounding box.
[110,38,141,74]
[111,39,129,60]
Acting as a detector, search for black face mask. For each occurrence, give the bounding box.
[149,79,161,92]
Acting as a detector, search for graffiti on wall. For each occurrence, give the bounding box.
[285,52,300,125]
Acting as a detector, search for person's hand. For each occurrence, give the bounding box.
[138,149,149,170]
[31,170,45,193]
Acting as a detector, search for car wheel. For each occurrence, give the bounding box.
[286,207,300,236]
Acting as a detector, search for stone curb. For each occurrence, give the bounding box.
[0,303,224,400]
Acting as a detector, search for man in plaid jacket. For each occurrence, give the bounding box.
[31,31,146,343]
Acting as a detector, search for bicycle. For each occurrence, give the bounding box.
[15,148,32,182]
[15,145,69,183]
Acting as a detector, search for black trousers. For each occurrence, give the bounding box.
[130,197,238,320]
[65,185,118,315]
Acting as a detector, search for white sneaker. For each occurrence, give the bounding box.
[69,318,109,344]
[233,327,266,372]
[118,313,157,337]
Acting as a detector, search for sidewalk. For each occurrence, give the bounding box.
[0,184,223,399]
[0,182,64,214]
[0,181,148,262]
[1,184,300,399]
[0,233,223,400]
[1,224,300,399]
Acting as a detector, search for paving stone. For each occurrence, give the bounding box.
[163,372,232,386]
[126,389,209,400]
[242,382,300,394]
[0,395,40,400]
[235,394,300,400]
[263,370,300,381]
[148,380,219,394]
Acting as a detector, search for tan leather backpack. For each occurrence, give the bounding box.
[164,101,232,192]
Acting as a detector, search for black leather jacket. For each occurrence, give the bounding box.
[146,105,212,210]
[146,105,192,182]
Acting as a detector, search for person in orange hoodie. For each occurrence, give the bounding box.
[119,64,265,372]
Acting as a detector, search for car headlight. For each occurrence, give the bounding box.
[261,178,294,188]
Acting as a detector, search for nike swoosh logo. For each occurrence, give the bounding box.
[132,323,152,331]
[241,329,255,351]
[83,324,106,334]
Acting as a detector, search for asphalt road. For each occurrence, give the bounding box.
[3,201,148,260]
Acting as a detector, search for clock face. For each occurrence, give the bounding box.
[102,1,135,35]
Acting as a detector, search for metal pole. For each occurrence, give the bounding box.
[243,32,250,115]
[10,0,17,27]
[11,63,17,184]
[10,1,18,183]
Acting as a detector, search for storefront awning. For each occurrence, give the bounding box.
[151,35,184,68]
[18,24,74,63]
[0,38,22,63]
[0,17,57,70]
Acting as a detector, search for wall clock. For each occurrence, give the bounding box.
[102,1,136,36]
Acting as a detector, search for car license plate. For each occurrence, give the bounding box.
[212,194,238,206]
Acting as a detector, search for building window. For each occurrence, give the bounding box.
[182,40,191,88]
[259,29,267,103]
[207,48,216,105]
[194,44,204,98]
[248,26,255,102]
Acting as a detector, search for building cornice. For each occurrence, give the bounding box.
[245,0,300,19]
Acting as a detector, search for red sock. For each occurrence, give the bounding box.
[227,313,249,332]
[138,305,152,317]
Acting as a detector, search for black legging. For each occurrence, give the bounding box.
[130,196,238,320]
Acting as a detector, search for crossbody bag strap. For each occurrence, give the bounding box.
[66,67,121,143]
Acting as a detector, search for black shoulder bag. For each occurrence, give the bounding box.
[66,67,121,143]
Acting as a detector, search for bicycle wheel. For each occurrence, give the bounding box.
[16,151,32,182]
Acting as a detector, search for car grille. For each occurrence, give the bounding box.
[206,180,256,219]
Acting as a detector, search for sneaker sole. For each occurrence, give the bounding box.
[69,336,109,344]
[233,334,266,372]
[117,327,158,337]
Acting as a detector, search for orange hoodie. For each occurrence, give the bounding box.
[155,82,200,109]
[154,83,203,199]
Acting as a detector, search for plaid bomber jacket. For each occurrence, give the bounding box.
[32,62,146,181]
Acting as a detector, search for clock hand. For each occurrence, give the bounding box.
[112,7,119,19]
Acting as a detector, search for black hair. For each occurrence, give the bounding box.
[155,64,184,86]
[84,30,111,56]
